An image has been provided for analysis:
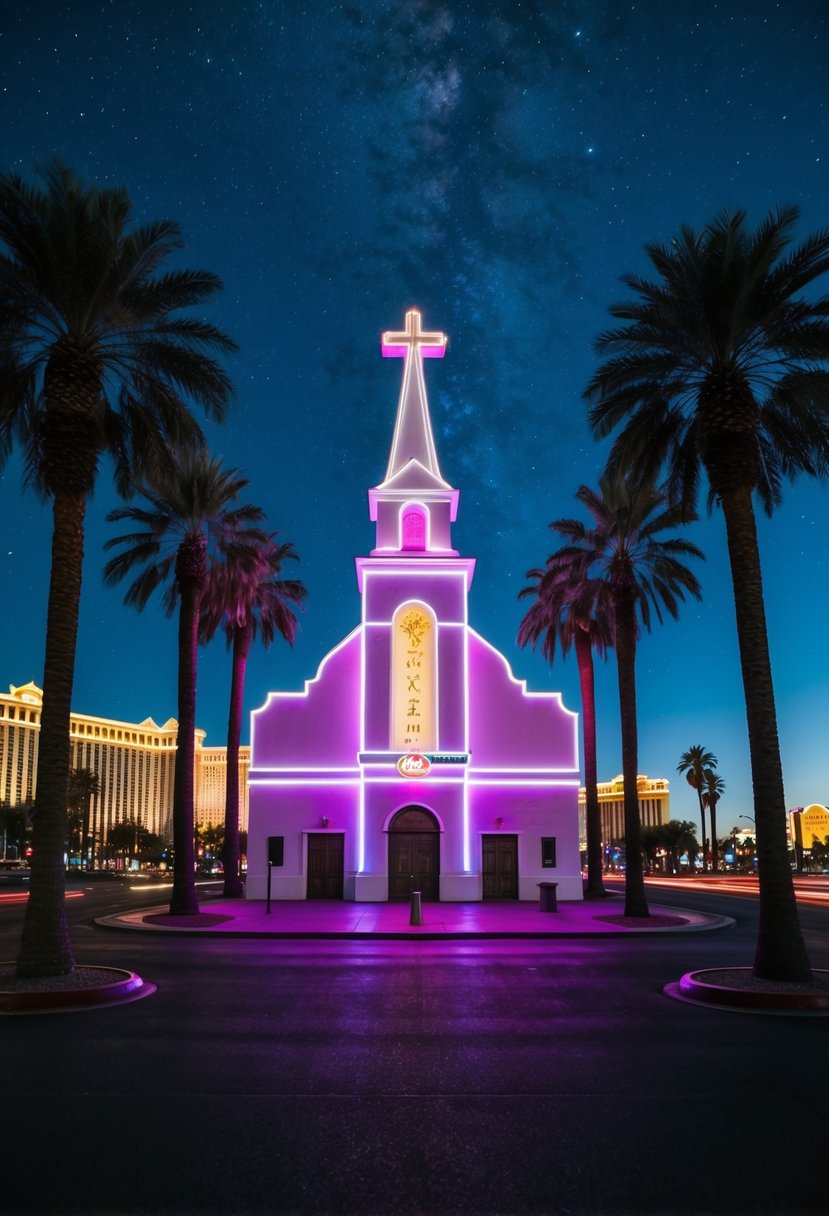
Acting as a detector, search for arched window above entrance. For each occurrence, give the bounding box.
[389,806,440,833]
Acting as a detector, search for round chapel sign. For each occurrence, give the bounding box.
[397,753,431,778]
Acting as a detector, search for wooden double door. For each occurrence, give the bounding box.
[482,833,519,899]
[388,806,440,901]
[306,833,344,899]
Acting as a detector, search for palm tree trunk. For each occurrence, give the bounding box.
[614,592,649,918]
[170,577,201,916]
[721,486,810,980]
[17,492,85,976]
[575,629,605,899]
[223,626,250,899]
[710,801,719,873]
[696,786,707,873]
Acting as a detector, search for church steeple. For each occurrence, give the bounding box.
[368,308,459,555]
[379,308,451,490]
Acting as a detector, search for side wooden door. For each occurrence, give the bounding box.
[306,833,344,899]
[481,834,518,899]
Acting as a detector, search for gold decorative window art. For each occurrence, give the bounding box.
[391,603,436,751]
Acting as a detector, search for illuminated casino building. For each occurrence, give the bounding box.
[247,310,581,902]
[0,681,247,853]
[578,774,671,847]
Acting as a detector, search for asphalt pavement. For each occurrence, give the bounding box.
[1,881,827,1216]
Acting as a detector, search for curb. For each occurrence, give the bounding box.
[664,967,829,1016]
[0,965,157,1015]
[95,904,733,939]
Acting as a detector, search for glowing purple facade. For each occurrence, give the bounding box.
[247,310,582,901]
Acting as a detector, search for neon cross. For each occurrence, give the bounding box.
[381,308,447,359]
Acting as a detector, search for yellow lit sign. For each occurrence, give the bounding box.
[391,603,436,752]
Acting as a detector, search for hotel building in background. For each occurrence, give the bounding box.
[0,682,249,855]
[578,774,671,848]
[195,744,250,831]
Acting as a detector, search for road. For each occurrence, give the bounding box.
[630,872,829,909]
[1,879,827,1216]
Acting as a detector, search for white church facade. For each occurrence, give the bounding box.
[247,310,582,903]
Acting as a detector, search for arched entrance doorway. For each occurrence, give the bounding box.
[388,806,440,901]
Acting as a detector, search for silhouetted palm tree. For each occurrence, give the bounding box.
[676,745,717,873]
[104,454,267,915]
[67,767,100,870]
[585,206,829,979]
[0,163,235,976]
[550,475,703,917]
[518,546,613,899]
[200,533,307,898]
[659,820,700,876]
[640,825,663,874]
[702,769,726,873]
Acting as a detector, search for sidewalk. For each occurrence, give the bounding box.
[98,894,731,938]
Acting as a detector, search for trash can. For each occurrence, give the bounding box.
[537,881,558,912]
[410,890,423,926]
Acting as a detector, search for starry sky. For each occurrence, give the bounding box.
[1,0,828,834]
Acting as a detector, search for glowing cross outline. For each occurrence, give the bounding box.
[381,308,447,359]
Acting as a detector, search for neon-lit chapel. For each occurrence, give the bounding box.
[247,310,582,903]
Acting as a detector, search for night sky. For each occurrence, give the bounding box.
[2,1,828,833]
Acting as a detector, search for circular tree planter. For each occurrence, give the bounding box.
[0,964,156,1015]
[665,967,829,1015]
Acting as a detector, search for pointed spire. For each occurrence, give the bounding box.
[379,309,451,490]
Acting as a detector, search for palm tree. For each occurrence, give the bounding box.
[200,533,307,898]
[104,453,268,915]
[640,825,663,874]
[518,550,613,899]
[658,820,700,876]
[702,769,726,873]
[67,767,100,870]
[65,810,83,864]
[548,475,703,917]
[0,163,235,976]
[584,206,829,980]
[676,746,717,873]
[0,803,27,861]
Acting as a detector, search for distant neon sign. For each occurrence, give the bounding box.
[397,753,431,778]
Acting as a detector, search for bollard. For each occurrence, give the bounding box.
[410,890,423,926]
[537,881,558,912]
